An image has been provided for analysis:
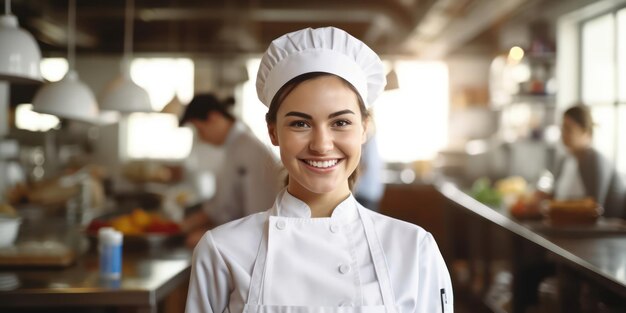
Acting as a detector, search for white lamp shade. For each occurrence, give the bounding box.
[32,70,101,123]
[100,76,153,113]
[0,15,42,83]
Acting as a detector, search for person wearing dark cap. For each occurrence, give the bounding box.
[179,93,282,248]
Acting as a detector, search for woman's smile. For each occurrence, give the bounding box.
[300,158,343,171]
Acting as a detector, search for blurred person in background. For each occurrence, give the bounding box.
[179,93,282,248]
[551,104,625,218]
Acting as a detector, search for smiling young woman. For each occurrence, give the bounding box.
[186,27,454,313]
[267,73,368,217]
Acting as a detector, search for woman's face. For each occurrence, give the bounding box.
[561,115,590,151]
[268,75,367,197]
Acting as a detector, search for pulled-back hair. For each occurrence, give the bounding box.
[564,104,594,135]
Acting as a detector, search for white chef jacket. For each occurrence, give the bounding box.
[203,121,282,224]
[554,155,586,200]
[186,189,454,313]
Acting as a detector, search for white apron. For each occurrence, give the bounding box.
[243,200,399,313]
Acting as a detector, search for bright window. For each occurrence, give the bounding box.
[241,58,282,157]
[618,106,626,174]
[590,106,616,163]
[122,113,193,160]
[580,7,626,176]
[130,58,194,111]
[121,58,195,160]
[618,6,626,174]
[582,14,614,104]
[374,61,449,162]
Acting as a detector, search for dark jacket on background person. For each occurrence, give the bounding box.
[555,147,626,218]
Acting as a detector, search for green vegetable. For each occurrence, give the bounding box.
[470,177,503,206]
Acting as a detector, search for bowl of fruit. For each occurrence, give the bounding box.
[86,208,182,248]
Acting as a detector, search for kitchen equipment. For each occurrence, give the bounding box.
[0,239,76,267]
[0,140,25,203]
[0,214,21,247]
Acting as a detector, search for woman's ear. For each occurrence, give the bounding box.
[267,123,279,146]
[361,118,369,144]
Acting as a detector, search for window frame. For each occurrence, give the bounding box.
[578,6,626,175]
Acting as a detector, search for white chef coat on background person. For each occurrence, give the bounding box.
[553,155,586,201]
[185,189,454,313]
[184,136,224,200]
[202,120,282,225]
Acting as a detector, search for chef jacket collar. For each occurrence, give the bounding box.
[275,188,359,223]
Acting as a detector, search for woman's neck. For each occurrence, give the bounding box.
[287,183,351,218]
[569,139,591,155]
[571,145,591,159]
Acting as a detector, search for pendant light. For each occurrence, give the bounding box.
[100,0,152,113]
[0,0,42,83]
[32,0,100,123]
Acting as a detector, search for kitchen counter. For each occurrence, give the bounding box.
[436,180,626,312]
[0,245,191,313]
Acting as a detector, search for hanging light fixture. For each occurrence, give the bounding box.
[0,0,42,83]
[100,0,152,113]
[32,0,100,123]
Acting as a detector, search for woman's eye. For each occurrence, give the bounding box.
[333,120,352,127]
[289,121,309,128]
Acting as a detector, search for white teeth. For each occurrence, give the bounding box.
[306,159,338,168]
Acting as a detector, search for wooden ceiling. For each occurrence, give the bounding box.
[8,0,550,60]
[10,0,437,57]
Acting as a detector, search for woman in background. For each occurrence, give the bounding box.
[553,104,625,218]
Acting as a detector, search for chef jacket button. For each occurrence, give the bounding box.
[276,220,287,230]
[330,224,340,233]
[338,264,351,274]
[339,301,353,307]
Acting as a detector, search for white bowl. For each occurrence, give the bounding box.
[0,216,21,248]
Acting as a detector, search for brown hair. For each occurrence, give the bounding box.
[266,72,369,190]
[564,104,594,135]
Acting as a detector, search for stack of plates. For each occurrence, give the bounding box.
[0,273,20,290]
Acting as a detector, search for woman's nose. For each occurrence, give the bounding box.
[309,128,333,153]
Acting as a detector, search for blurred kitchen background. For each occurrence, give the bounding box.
[3,0,624,193]
[1,0,625,312]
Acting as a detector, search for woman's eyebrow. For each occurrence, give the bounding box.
[285,112,312,119]
[328,110,355,118]
[285,109,355,119]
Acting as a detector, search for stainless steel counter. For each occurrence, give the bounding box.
[0,246,191,313]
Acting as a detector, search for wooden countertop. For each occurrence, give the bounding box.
[436,180,626,298]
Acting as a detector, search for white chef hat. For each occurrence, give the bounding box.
[256,27,386,108]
